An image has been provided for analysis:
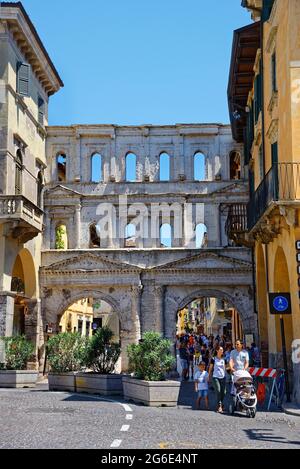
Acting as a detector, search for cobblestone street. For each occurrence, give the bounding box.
[0,384,299,450]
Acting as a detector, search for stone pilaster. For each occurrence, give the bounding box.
[0,293,15,363]
[120,286,143,372]
[24,299,41,370]
[141,284,165,335]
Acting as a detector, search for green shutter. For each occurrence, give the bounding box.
[17,62,30,96]
[38,96,45,125]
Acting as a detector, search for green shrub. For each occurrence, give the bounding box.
[127,331,175,381]
[47,333,87,373]
[1,336,34,370]
[85,327,121,374]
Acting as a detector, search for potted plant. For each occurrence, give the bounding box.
[123,331,180,407]
[0,336,38,388]
[76,327,122,396]
[47,332,86,392]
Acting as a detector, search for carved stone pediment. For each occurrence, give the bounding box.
[45,185,82,199]
[151,251,252,272]
[212,183,247,196]
[43,252,140,273]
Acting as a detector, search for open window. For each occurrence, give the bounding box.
[57,154,66,182]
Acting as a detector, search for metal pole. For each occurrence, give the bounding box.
[280,315,291,402]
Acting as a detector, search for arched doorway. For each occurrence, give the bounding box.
[176,293,247,378]
[273,247,294,366]
[256,244,269,367]
[11,249,37,335]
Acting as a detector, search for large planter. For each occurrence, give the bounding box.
[122,376,180,407]
[0,370,39,388]
[48,372,77,392]
[76,373,123,396]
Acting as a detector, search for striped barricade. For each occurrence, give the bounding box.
[249,367,283,410]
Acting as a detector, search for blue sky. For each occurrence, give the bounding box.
[20,0,250,126]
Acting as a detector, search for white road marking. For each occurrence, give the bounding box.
[126,414,133,420]
[121,425,130,432]
[122,404,133,412]
[111,440,122,448]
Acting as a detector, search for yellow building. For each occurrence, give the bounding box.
[228,0,300,404]
[59,299,94,337]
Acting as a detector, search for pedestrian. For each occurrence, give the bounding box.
[209,346,226,413]
[250,342,261,367]
[179,342,189,381]
[194,361,209,410]
[229,340,250,373]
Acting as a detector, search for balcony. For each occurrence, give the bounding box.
[0,195,43,243]
[225,204,252,247]
[248,163,300,231]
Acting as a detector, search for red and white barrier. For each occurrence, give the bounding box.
[249,367,278,379]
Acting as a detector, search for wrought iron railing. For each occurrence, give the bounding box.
[248,163,300,229]
[225,204,248,241]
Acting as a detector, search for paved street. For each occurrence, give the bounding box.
[0,383,299,449]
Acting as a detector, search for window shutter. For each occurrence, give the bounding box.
[17,62,30,97]
[38,96,45,125]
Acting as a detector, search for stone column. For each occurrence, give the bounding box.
[154,286,165,336]
[75,204,82,249]
[120,286,142,372]
[0,293,15,363]
[25,299,41,370]
[141,284,165,335]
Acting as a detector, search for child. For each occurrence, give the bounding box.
[194,361,209,410]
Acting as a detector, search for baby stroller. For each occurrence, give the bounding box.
[229,370,257,418]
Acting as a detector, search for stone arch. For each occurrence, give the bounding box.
[164,286,256,342]
[256,244,269,365]
[273,246,294,356]
[12,248,37,298]
[56,290,122,328]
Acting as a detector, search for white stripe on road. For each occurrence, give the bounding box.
[121,404,133,412]
[111,440,122,448]
[126,414,133,420]
[121,425,130,432]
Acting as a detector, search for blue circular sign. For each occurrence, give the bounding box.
[273,296,289,312]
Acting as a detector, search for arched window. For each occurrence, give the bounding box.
[91,153,102,183]
[159,153,170,181]
[37,171,43,208]
[125,153,137,182]
[196,224,208,248]
[160,223,172,248]
[194,152,206,181]
[230,151,241,180]
[55,224,68,250]
[15,150,23,195]
[125,223,136,248]
[57,153,66,182]
[90,223,101,248]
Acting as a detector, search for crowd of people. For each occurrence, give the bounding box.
[176,332,261,413]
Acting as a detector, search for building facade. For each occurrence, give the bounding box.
[228,0,300,403]
[0,2,257,373]
[0,2,63,366]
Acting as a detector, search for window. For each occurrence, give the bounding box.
[57,154,66,182]
[55,224,68,250]
[38,96,45,126]
[37,171,43,208]
[159,153,170,181]
[15,150,23,195]
[125,153,136,182]
[125,223,136,248]
[160,224,172,248]
[17,62,30,97]
[91,153,102,183]
[271,53,277,93]
[254,71,262,123]
[230,152,241,180]
[194,152,206,181]
[196,224,208,248]
[90,223,101,248]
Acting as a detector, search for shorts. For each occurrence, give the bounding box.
[198,390,208,398]
[180,359,188,369]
